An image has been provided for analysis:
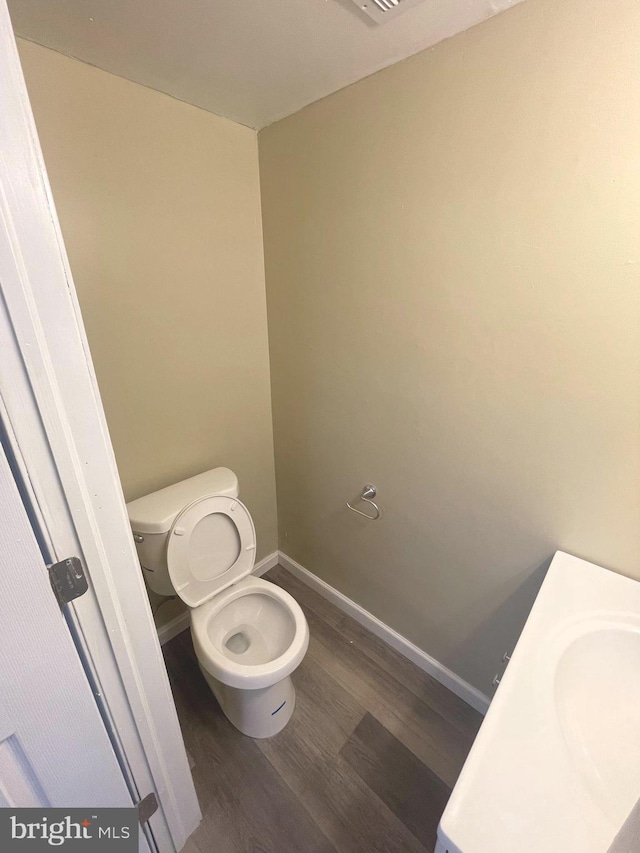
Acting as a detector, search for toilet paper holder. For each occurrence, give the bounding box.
[346,484,381,521]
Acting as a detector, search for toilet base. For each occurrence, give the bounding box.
[198,663,295,738]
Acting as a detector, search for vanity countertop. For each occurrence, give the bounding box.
[436,550,640,853]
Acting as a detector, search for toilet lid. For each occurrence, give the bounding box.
[166,495,256,608]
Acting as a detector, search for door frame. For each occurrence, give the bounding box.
[0,4,200,850]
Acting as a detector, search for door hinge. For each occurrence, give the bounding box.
[136,792,159,824]
[47,556,88,607]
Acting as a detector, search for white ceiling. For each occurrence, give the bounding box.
[9,0,525,130]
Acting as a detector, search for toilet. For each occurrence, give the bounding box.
[126,467,309,738]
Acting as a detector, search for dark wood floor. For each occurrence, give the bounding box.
[164,565,482,853]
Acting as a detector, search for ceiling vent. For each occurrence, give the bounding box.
[350,0,428,25]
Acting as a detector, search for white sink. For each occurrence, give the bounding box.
[554,618,640,825]
[436,552,640,853]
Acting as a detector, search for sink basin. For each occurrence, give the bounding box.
[436,552,640,853]
[555,620,640,825]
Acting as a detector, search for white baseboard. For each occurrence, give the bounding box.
[252,550,280,578]
[278,551,490,715]
[156,551,279,646]
[157,610,190,646]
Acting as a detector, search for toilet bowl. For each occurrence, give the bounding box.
[126,467,309,738]
[191,575,308,737]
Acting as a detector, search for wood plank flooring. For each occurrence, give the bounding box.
[164,565,482,853]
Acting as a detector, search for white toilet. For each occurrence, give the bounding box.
[126,467,309,738]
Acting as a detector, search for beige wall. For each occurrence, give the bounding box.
[18,40,278,561]
[259,0,640,692]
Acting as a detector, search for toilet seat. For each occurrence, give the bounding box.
[190,576,310,689]
[167,494,256,608]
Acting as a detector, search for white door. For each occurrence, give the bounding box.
[0,3,200,850]
[0,440,138,812]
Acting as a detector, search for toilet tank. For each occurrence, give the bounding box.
[126,467,239,597]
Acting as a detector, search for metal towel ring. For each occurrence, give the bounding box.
[346,484,381,521]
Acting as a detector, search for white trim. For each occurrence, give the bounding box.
[253,550,280,578]
[278,552,490,715]
[157,551,280,646]
[157,612,191,647]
